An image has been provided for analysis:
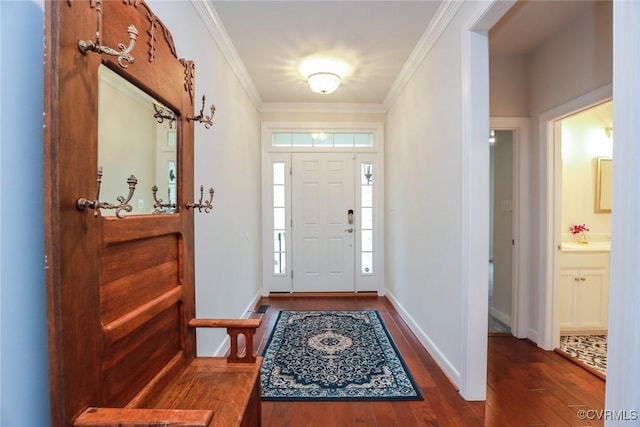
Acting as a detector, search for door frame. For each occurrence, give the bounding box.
[539,84,612,350]
[260,122,384,296]
[490,117,530,338]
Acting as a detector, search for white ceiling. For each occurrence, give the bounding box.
[204,0,596,110]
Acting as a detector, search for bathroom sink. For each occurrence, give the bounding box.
[562,241,611,251]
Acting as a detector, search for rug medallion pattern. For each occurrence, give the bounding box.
[260,310,422,400]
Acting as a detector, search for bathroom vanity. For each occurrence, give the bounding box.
[559,242,610,334]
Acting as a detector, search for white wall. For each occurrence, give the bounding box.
[385,1,492,394]
[149,1,263,356]
[489,54,529,117]
[0,1,51,426]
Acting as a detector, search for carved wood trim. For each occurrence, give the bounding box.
[141,1,178,61]
[181,59,196,103]
[115,0,179,62]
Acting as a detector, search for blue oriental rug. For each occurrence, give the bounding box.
[260,310,422,401]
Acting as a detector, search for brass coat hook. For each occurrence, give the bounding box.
[153,103,177,128]
[151,185,177,213]
[76,167,138,218]
[186,185,215,213]
[77,0,138,68]
[187,95,216,129]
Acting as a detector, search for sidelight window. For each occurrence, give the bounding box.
[273,162,286,274]
[361,162,373,274]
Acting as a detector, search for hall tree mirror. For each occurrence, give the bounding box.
[98,65,178,215]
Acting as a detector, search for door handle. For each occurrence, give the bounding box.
[344,228,354,233]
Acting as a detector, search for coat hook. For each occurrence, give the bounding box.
[186,185,215,213]
[77,0,138,68]
[151,185,177,213]
[187,95,216,129]
[153,103,177,128]
[76,167,138,218]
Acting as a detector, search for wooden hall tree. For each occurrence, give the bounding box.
[43,1,261,426]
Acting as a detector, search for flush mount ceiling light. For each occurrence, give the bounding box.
[307,72,341,95]
[299,56,351,95]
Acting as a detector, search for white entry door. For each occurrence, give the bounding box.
[292,153,355,292]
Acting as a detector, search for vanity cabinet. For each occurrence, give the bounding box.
[559,251,609,333]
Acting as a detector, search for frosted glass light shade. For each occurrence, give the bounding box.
[307,72,341,94]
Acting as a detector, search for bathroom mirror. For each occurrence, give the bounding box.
[98,64,178,215]
[595,157,612,213]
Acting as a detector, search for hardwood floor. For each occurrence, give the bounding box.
[252,295,605,426]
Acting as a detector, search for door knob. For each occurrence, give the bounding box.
[344,228,354,233]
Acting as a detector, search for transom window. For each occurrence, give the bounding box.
[272,132,373,148]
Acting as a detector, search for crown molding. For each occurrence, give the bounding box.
[191,0,263,109]
[192,0,460,115]
[383,0,463,110]
[260,102,387,115]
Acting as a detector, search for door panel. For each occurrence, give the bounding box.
[292,153,355,292]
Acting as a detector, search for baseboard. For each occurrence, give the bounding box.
[385,288,461,390]
[268,291,379,298]
[527,328,539,346]
[244,290,264,316]
[213,290,264,357]
[489,307,512,327]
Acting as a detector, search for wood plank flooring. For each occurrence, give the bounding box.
[251,295,605,426]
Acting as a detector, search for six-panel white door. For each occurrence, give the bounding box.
[292,153,355,292]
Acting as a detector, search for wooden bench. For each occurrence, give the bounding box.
[74,319,262,427]
[43,1,263,426]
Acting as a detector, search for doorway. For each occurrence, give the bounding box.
[548,99,613,348]
[489,129,514,334]
[539,85,612,351]
[260,123,384,296]
[488,117,530,339]
[542,99,613,378]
